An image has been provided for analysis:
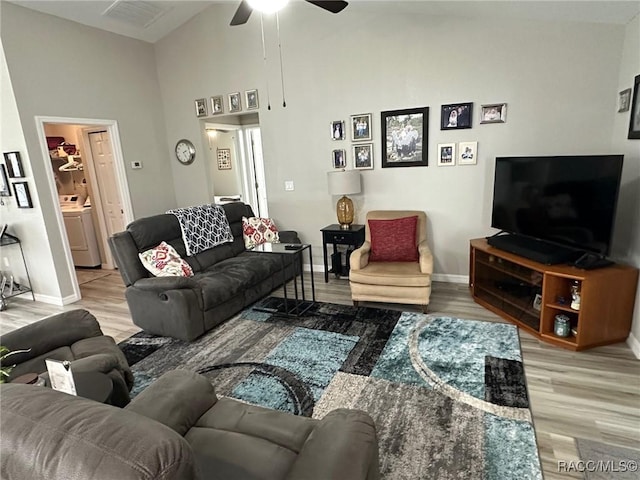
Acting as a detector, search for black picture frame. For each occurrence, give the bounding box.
[628,74,640,140]
[440,102,473,130]
[13,181,33,208]
[3,151,25,178]
[0,164,10,197]
[381,107,429,168]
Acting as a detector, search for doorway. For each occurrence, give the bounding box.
[36,116,133,303]
[205,117,268,217]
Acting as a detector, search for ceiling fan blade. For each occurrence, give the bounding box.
[230,0,253,26]
[305,1,348,14]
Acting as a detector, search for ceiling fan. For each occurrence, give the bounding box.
[230,0,348,26]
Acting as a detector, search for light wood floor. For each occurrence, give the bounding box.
[1,268,638,479]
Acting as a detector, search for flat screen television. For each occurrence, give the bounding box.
[490,155,623,264]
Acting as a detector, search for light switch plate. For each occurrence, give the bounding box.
[284,181,294,191]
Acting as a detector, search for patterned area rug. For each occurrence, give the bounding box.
[119,298,542,480]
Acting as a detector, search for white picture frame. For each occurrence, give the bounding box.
[211,95,224,115]
[480,103,507,124]
[228,92,241,113]
[350,113,372,141]
[332,149,346,169]
[245,89,259,110]
[195,98,207,117]
[331,120,345,140]
[458,141,478,165]
[437,143,456,166]
[353,143,373,170]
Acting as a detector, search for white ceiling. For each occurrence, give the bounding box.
[8,1,640,44]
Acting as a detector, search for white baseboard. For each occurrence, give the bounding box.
[33,292,80,306]
[626,332,640,359]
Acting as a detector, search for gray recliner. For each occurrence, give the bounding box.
[0,309,133,407]
[0,370,379,480]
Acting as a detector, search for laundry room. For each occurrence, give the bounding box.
[45,123,105,270]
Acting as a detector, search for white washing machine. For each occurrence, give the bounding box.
[59,195,101,267]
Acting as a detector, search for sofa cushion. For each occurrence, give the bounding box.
[242,216,280,248]
[139,242,194,277]
[369,216,419,262]
[349,261,431,287]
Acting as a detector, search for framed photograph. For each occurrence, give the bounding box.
[437,143,456,166]
[353,143,373,170]
[245,89,259,110]
[480,103,507,124]
[618,88,632,113]
[440,103,473,130]
[533,293,542,312]
[4,152,25,178]
[210,95,224,115]
[217,148,231,170]
[195,98,207,117]
[458,141,478,165]
[228,92,241,113]
[0,164,10,196]
[13,182,33,208]
[381,106,429,168]
[332,149,346,169]
[331,120,345,140]
[351,113,372,141]
[628,74,640,139]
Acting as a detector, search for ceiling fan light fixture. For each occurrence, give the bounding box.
[248,0,289,14]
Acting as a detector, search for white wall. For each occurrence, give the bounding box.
[209,130,242,197]
[1,2,177,300]
[154,3,627,274]
[611,14,640,356]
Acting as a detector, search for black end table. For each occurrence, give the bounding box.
[321,224,365,282]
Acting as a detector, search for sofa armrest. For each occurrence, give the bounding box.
[133,276,200,292]
[279,230,301,244]
[0,310,102,365]
[350,241,371,271]
[126,370,217,437]
[285,409,379,480]
[418,240,434,274]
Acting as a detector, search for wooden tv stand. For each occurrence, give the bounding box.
[469,238,638,350]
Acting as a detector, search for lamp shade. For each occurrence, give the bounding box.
[327,170,361,196]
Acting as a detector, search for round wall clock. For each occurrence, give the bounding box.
[175,139,196,165]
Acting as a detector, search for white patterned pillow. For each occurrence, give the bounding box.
[242,216,280,249]
[167,204,234,256]
[139,241,194,277]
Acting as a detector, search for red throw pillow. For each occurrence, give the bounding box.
[369,216,419,262]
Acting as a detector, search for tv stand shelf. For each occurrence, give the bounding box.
[470,238,638,350]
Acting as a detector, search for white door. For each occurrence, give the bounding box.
[244,127,268,217]
[88,131,125,236]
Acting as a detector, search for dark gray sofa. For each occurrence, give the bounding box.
[0,309,133,407]
[1,370,380,480]
[109,203,300,341]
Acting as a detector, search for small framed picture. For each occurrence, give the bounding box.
[441,103,473,130]
[350,113,372,141]
[228,92,241,113]
[332,149,346,169]
[245,89,259,110]
[4,152,25,178]
[353,143,373,170]
[480,103,507,124]
[331,120,345,140]
[217,148,231,170]
[0,164,10,196]
[437,143,456,166]
[458,141,478,165]
[13,181,33,208]
[618,88,632,113]
[533,293,542,312]
[195,98,207,117]
[628,74,640,139]
[211,95,224,115]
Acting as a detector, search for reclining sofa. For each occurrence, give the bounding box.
[109,202,300,341]
[1,370,380,480]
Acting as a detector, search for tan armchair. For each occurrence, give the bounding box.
[349,210,433,312]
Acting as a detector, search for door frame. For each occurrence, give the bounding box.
[35,116,133,303]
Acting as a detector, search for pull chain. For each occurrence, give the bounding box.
[276,12,287,108]
[260,14,272,110]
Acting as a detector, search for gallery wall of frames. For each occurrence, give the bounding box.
[1,151,33,208]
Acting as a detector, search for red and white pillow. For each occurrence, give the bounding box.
[242,216,280,249]
[368,216,419,262]
[139,241,194,277]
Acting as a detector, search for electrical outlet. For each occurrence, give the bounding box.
[131,161,143,169]
[284,181,294,191]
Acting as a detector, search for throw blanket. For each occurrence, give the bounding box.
[167,204,234,256]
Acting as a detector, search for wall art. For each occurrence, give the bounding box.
[441,103,473,130]
[381,107,429,168]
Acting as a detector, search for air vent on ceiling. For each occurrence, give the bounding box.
[102,0,170,29]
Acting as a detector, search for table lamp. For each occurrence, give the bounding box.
[327,170,361,229]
